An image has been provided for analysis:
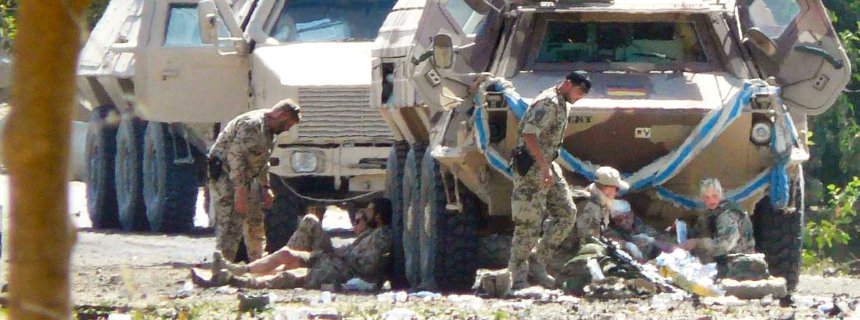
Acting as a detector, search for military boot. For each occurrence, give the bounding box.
[190,268,232,288]
[510,263,530,290]
[529,256,557,289]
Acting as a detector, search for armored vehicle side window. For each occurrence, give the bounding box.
[164,4,228,47]
[445,0,486,35]
[536,21,707,65]
[746,0,801,38]
[270,0,395,43]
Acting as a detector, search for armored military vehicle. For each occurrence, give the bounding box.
[78,0,396,250]
[374,0,849,291]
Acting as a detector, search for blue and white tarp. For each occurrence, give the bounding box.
[469,77,800,210]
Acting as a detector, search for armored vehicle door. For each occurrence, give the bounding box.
[411,0,489,111]
[135,0,250,123]
[738,0,850,115]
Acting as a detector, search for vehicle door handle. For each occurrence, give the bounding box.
[794,45,844,70]
[161,69,179,79]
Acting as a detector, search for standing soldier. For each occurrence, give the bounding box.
[507,71,591,289]
[208,100,301,262]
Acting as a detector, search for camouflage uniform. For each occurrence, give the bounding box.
[604,215,662,260]
[690,200,756,262]
[287,214,334,254]
[209,109,274,262]
[231,226,393,289]
[508,88,577,284]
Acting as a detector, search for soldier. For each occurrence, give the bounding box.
[554,166,629,294]
[604,199,666,261]
[208,99,301,262]
[681,177,767,280]
[507,71,590,289]
[192,198,393,289]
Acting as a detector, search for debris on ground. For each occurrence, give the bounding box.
[341,277,376,292]
[238,292,271,313]
[382,308,417,320]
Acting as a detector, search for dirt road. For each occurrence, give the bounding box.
[2,176,859,318]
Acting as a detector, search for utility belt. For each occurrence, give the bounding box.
[509,145,557,176]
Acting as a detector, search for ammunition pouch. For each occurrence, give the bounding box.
[208,156,224,181]
[510,146,535,176]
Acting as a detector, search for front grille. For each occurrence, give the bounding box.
[297,87,393,142]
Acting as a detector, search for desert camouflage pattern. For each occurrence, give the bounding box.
[508,88,577,284]
[605,215,663,259]
[209,109,275,262]
[287,214,334,254]
[228,226,392,289]
[693,201,756,262]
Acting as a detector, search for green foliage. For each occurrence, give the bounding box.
[803,177,860,267]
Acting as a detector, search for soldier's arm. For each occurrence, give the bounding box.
[521,101,555,168]
[576,202,602,238]
[703,211,741,256]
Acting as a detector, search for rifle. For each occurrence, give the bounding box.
[590,235,678,293]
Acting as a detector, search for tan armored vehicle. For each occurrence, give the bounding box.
[78,0,396,250]
[374,0,850,290]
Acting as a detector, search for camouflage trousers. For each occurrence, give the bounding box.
[720,253,769,281]
[286,214,331,253]
[508,163,577,283]
[209,175,266,262]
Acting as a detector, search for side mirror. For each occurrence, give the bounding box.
[198,0,219,45]
[432,34,454,70]
[743,27,777,57]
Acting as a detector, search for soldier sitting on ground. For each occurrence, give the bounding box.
[191,198,393,290]
[552,166,630,294]
[680,177,768,280]
[603,199,668,262]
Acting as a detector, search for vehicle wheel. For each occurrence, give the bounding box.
[115,114,148,231]
[143,122,199,233]
[86,105,120,229]
[402,143,426,288]
[419,151,478,292]
[753,178,803,291]
[264,174,302,253]
[478,234,512,269]
[385,141,410,289]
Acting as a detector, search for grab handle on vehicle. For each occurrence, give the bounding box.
[794,44,844,69]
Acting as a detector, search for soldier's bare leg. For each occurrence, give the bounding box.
[230,247,310,276]
[230,270,306,289]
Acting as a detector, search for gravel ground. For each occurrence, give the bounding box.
[1,176,859,319]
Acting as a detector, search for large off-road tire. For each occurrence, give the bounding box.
[115,114,148,231]
[753,181,804,291]
[142,122,199,233]
[385,141,410,289]
[264,174,302,254]
[402,143,426,288]
[86,105,120,229]
[478,234,512,269]
[419,151,479,292]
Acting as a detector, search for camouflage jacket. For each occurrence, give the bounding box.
[573,187,611,241]
[341,226,392,281]
[515,87,570,168]
[693,201,756,258]
[209,109,274,189]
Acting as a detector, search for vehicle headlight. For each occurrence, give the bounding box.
[291,151,318,173]
[750,120,773,146]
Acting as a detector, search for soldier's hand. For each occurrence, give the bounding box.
[234,188,249,215]
[541,165,553,188]
[262,188,274,209]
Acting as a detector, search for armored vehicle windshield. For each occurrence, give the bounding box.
[537,21,707,64]
[270,0,395,43]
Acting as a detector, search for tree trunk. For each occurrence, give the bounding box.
[3,1,91,319]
